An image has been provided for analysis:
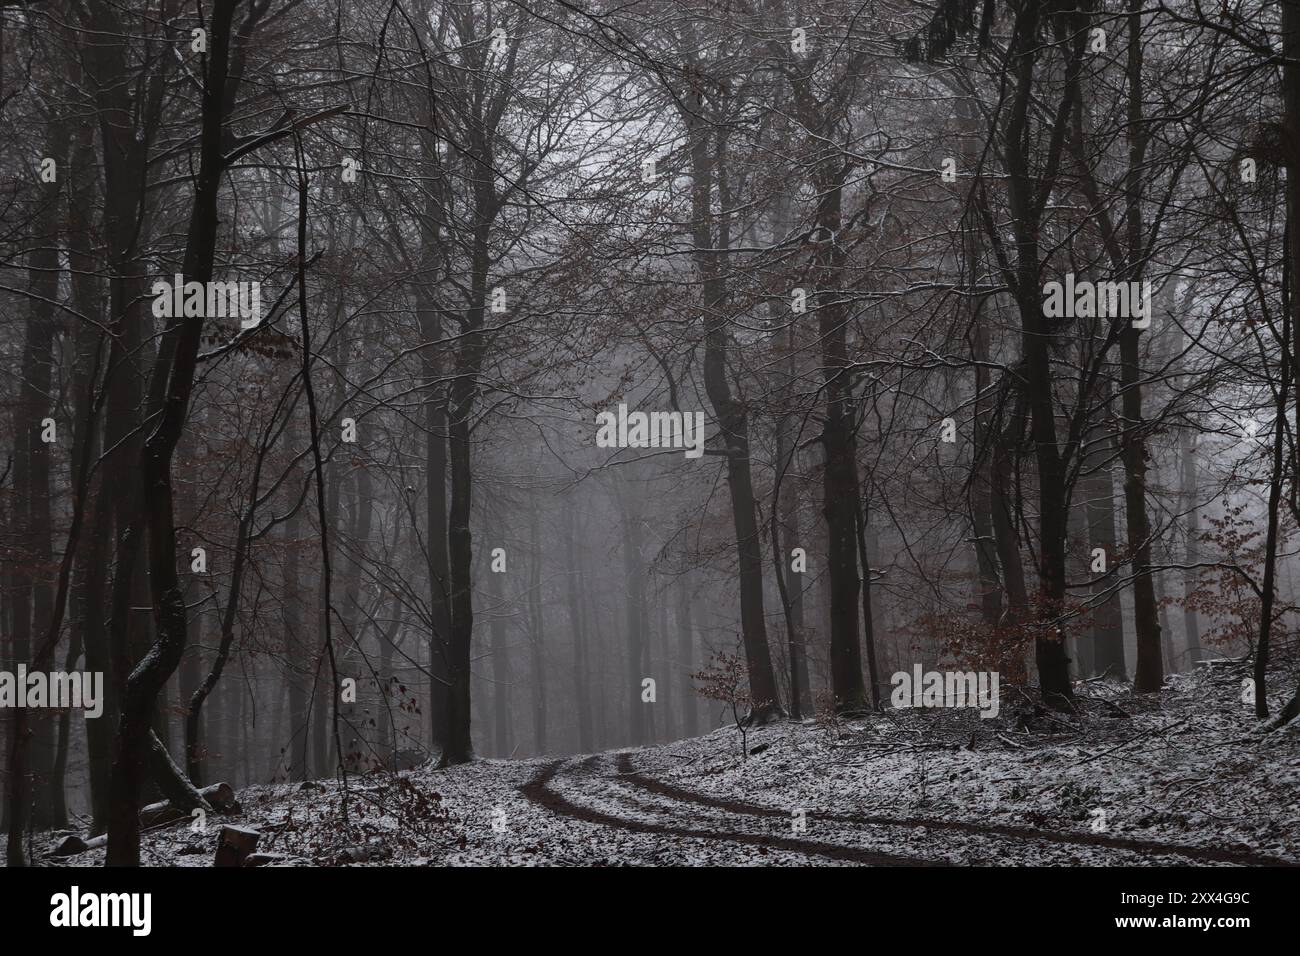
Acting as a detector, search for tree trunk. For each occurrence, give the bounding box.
[527,498,548,753]
[107,0,245,864]
[971,321,1004,628]
[562,499,594,751]
[1084,380,1127,679]
[1179,425,1203,666]
[1001,1,1082,707]
[657,594,675,742]
[809,157,868,713]
[682,87,781,721]
[616,479,649,745]
[854,494,882,708]
[419,296,452,760]
[10,112,68,833]
[440,254,488,765]
[283,460,309,781]
[990,383,1031,634]
[486,566,511,757]
[676,575,699,737]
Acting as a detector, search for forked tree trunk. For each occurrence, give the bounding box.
[681,78,782,721]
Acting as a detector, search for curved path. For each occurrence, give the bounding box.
[515,752,1296,867]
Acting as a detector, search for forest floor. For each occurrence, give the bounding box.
[32,659,1300,866]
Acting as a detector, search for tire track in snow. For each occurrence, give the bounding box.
[518,757,944,866]
[615,753,1297,867]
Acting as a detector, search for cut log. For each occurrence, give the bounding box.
[140,800,189,829]
[137,781,238,829]
[243,852,287,867]
[215,825,261,867]
[199,782,236,811]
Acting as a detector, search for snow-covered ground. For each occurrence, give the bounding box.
[32,661,1300,866]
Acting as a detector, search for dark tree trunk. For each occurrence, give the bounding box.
[821,395,866,713]
[440,261,488,765]
[616,480,649,745]
[443,382,477,764]
[990,384,1031,629]
[1084,381,1127,679]
[682,87,781,721]
[279,421,308,780]
[10,112,69,833]
[106,0,245,865]
[854,495,882,709]
[1179,425,1203,666]
[486,567,511,757]
[419,295,452,760]
[971,324,1004,628]
[1121,0,1162,693]
[805,154,868,713]
[68,173,111,823]
[1121,343,1163,693]
[1000,1,1085,707]
[61,112,104,826]
[657,596,675,742]
[676,575,700,737]
[777,449,812,718]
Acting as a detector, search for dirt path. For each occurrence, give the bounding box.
[517,752,1296,866]
[518,757,942,865]
[612,753,1296,866]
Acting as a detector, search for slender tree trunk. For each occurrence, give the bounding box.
[107,0,254,864]
[284,460,309,779]
[1157,561,1177,672]
[443,377,477,764]
[1120,0,1163,693]
[10,112,69,833]
[1019,284,1075,706]
[854,494,882,708]
[657,594,675,742]
[589,583,608,748]
[338,456,374,759]
[527,499,548,753]
[964,98,1004,632]
[812,170,868,713]
[785,492,812,716]
[1119,334,1162,691]
[1067,492,1094,679]
[1254,355,1289,719]
[677,575,699,736]
[562,499,593,751]
[1179,426,1203,666]
[62,111,104,826]
[971,322,1004,628]
[1253,3,1300,729]
[990,387,1031,664]
[419,301,452,759]
[1084,380,1127,679]
[1255,223,1293,719]
[378,632,395,769]
[682,89,781,721]
[69,207,111,826]
[616,480,649,745]
[486,567,511,756]
[440,185,493,764]
[1002,2,1082,706]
